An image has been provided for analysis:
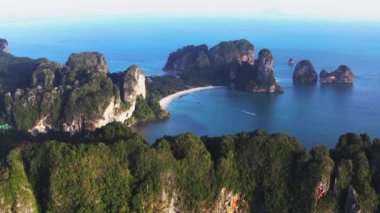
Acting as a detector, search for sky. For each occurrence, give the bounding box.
[1,0,380,22]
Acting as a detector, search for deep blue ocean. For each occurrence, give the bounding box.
[2,17,380,149]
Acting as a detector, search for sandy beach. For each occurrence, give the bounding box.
[159,86,225,110]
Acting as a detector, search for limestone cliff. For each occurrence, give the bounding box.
[1,51,146,134]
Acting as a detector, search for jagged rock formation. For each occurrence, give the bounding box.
[293,60,318,83]
[163,45,210,73]
[320,65,354,83]
[163,39,282,93]
[0,38,8,53]
[1,52,146,134]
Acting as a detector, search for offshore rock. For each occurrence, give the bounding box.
[163,45,210,73]
[293,60,318,83]
[320,65,354,83]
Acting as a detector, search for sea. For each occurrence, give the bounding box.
[2,17,380,149]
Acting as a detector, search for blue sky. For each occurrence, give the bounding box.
[1,0,379,22]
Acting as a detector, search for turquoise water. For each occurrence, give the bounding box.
[2,18,380,148]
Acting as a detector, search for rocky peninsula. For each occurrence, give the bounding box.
[0,40,152,134]
[164,39,283,93]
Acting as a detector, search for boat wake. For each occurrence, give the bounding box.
[239,110,256,116]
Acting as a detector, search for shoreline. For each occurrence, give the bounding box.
[159,86,226,110]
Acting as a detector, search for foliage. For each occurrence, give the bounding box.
[1,129,380,212]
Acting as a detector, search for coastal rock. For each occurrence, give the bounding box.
[209,39,255,69]
[66,52,108,74]
[293,60,318,83]
[320,65,354,83]
[0,38,8,53]
[163,45,210,72]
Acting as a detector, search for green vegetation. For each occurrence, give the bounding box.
[1,127,380,212]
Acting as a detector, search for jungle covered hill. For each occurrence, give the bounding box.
[0,122,379,212]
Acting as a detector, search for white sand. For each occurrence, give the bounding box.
[159,86,225,110]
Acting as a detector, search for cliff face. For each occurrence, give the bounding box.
[0,38,8,53]
[1,51,146,134]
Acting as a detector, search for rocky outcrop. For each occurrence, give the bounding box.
[320,65,354,83]
[122,65,146,102]
[0,38,8,53]
[212,188,248,213]
[66,52,108,74]
[209,39,254,69]
[164,45,210,72]
[293,60,318,83]
[2,52,146,134]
